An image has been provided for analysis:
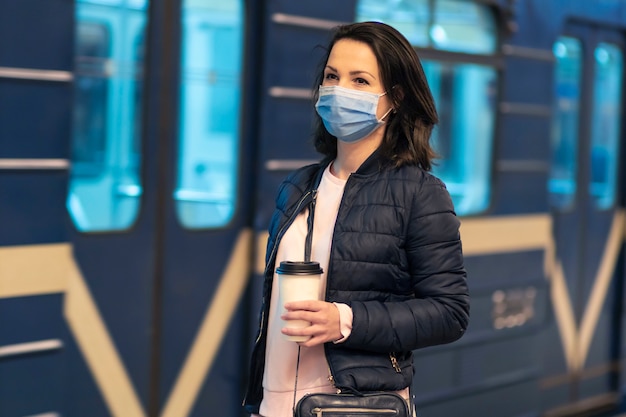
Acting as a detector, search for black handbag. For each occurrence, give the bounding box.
[294,391,410,416]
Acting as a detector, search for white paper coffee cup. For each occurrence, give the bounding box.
[276,261,323,342]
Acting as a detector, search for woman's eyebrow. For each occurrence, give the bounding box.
[350,70,376,79]
[325,65,376,79]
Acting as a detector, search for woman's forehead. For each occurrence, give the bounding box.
[327,39,380,74]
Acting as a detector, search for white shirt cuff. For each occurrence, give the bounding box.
[332,302,353,343]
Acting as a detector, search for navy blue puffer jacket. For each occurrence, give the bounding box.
[243,150,469,413]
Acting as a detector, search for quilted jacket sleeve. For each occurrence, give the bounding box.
[342,175,469,353]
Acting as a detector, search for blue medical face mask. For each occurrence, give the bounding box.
[315,85,393,143]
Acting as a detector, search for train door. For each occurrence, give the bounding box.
[65,1,254,416]
[0,1,74,416]
[547,22,625,414]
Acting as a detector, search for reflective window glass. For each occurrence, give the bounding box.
[356,0,498,215]
[356,0,429,47]
[176,0,243,229]
[356,0,496,54]
[68,0,147,232]
[590,43,622,210]
[432,0,497,53]
[425,62,497,214]
[549,37,582,210]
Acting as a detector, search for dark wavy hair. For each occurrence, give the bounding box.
[312,21,439,170]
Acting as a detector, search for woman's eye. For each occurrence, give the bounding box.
[324,73,338,80]
[355,77,369,85]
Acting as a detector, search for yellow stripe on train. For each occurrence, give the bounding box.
[0,230,252,417]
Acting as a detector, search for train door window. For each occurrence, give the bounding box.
[356,0,498,215]
[67,0,148,232]
[175,0,243,229]
[71,22,109,176]
[355,0,430,46]
[549,37,582,210]
[589,43,622,210]
[425,62,496,214]
[431,0,497,53]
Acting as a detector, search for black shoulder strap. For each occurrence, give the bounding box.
[304,164,325,262]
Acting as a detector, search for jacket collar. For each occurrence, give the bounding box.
[314,146,387,190]
[352,147,386,177]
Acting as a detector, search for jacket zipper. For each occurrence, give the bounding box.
[389,353,402,373]
[327,363,341,394]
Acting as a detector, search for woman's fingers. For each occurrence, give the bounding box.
[281,301,341,346]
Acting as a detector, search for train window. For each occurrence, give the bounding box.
[424,62,497,214]
[589,43,622,210]
[356,0,496,53]
[355,0,430,46]
[67,0,147,232]
[431,0,497,53]
[175,0,243,229]
[70,23,109,176]
[356,0,498,215]
[549,37,582,210]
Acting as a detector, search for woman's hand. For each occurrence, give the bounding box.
[281,300,342,347]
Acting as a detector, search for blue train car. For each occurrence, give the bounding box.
[0,0,625,416]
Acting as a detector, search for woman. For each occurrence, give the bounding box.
[244,21,469,417]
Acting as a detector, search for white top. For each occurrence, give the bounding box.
[257,164,348,417]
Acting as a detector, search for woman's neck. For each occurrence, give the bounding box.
[331,134,382,180]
